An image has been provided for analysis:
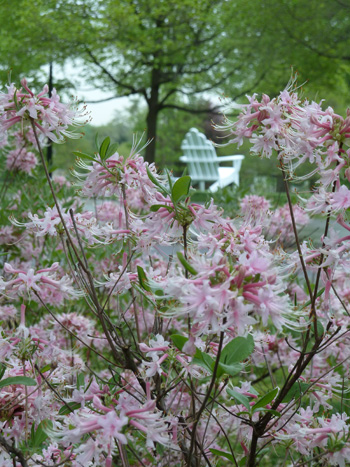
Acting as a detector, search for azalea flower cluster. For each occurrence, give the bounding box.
[0,125,39,176]
[11,203,129,245]
[6,147,37,173]
[220,79,350,319]
[219,79,350,217]
[240,194,310,245]
[0,78,89,143]
[74,136,161,204]
[0,262,80,301]
[1,77,350,467]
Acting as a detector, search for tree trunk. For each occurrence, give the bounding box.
[144,68,160,164]
[46,61,53,174]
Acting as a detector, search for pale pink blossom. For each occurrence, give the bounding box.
[1,262,80,300]
[0,78,89,141]
[6,147,37,173]
[331,184,350,211]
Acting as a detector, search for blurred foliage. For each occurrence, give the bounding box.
[54,111,134,171]
[211,183,301,218]
[211,185,249,218]
[126,96,211,171]
[53,94,318,203]
[0,0,76,92]
[2,0,350,165]
[262,0,350,113]
[2,0,350,194]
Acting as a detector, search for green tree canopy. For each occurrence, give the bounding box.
[0,0,282,163]
[1,0,350,165]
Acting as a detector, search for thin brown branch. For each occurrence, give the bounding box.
[0,435,28,467]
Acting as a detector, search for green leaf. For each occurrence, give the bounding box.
[150,204,173,212]
[94,133,100,152]
[282,382,310,403]
[132,283,156,307]
[252,387,279,413]
[30,422,35,443]
[77,373,85,390]
[171,336,218,375]
[13,88,19,111]
[192,350,215,373]
[0,376,36,390]
[137,265,151,292]
[136,266,164,297]
[156,442,165,456]
[302,287,325,309]
[146,166,168,194]
[73,151,96,162]
[316,320,324,337]
[170,334,188,352]
[209,448,234,462]
[32,420,53,448]
[105,142,119,158]
[177,251,198,275]
[166,170,174,190]
[58,402,81,415]
[171,175,191,203]
[39,364,51,374]
[217,362,242,377]
[0,363,6,380]
[99,136,111,159]
[226,388,251,410]
[254,408,281,417]
[220,334,254,365]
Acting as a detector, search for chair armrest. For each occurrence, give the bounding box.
[217,155,244,162]
[217,155,244,175]
[180,156,218,163]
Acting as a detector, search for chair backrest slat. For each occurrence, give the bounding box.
[181,128,219,181]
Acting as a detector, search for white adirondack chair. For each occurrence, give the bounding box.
[180,128,244,192]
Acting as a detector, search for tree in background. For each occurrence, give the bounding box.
[0,0,74,89]
[264,0,350,112]
[54,110,134,171]
[1,0,350,167]
[0,0,279,164]
[63,0,276,164]
[54,97,210,175]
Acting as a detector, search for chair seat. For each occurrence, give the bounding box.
[209,167,236,192]
[218,166,235,179]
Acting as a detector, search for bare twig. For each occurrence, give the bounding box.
[0,435,28,467]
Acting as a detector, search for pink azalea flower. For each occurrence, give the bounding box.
[1,262,80,300]
[0,78,89,141]
[331,185,350,211]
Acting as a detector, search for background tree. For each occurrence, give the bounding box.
[262,0,350,110]
[1,0,350,168]
[55,0,278,164]
[0,0,75,89]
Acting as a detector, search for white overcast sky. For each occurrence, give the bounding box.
[57,61,134,126]
[81,89,132,126]
[56,61,227,127]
